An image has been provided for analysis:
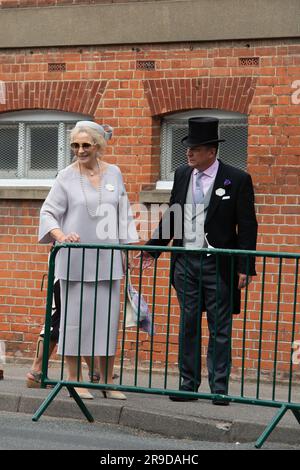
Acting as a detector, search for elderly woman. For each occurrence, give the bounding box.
[38,121,138,400]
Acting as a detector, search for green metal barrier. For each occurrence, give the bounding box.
[32,243,300,448]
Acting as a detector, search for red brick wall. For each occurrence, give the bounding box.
[0,41,300,377]
[0,200,48,357]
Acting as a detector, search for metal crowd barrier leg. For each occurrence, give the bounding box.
[255,404,289,448]
[66,384,94,422]
[32,383,63,422]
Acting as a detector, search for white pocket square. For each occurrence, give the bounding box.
[222,196,230,200]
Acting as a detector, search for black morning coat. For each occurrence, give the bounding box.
[146,160,258,314]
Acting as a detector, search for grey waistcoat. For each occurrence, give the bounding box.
[183,175,214,249]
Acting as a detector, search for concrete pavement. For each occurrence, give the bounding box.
[0,362,299,448]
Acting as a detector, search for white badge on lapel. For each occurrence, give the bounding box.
[105,184,115,192]
[215,188,226,197]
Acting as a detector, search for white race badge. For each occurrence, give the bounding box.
[105,184,115,191]
[215,188,226,197]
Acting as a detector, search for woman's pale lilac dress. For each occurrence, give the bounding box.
[39,164,138,356]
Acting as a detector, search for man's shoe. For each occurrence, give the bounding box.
[169,390,198,402]
[169,395,198,402]
[212,391,229,406]
[212,398,229,406]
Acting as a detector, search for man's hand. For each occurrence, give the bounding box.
[131,251,154,272]
[238,273,252,290]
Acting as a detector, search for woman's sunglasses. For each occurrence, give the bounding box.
[70,142,94,151]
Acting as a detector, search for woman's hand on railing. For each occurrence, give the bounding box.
[50,228,81,243]
[63,232,81,243]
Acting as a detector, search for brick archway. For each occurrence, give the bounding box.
[143,77,257,116]
[0,80,107,115]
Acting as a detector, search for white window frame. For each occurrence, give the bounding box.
[0,110,90,187]
[158,109,248,190]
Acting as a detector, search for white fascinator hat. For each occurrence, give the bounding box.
[75,121,113,141]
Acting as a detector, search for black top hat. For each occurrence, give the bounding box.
[181,117,225,147]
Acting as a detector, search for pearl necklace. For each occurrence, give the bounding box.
[79,160,102,218]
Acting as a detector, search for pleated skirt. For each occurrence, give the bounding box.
[57,280,121,356]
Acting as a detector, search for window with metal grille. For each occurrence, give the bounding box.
[160,110,248,183]
[0,110,90,180]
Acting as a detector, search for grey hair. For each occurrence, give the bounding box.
[70,125,107,154]
[74,120,113,141]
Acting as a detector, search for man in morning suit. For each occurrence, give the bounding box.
[142,117,258,404]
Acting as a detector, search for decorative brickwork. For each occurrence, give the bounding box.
[0,80,107,115]
[143,77,257,116]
